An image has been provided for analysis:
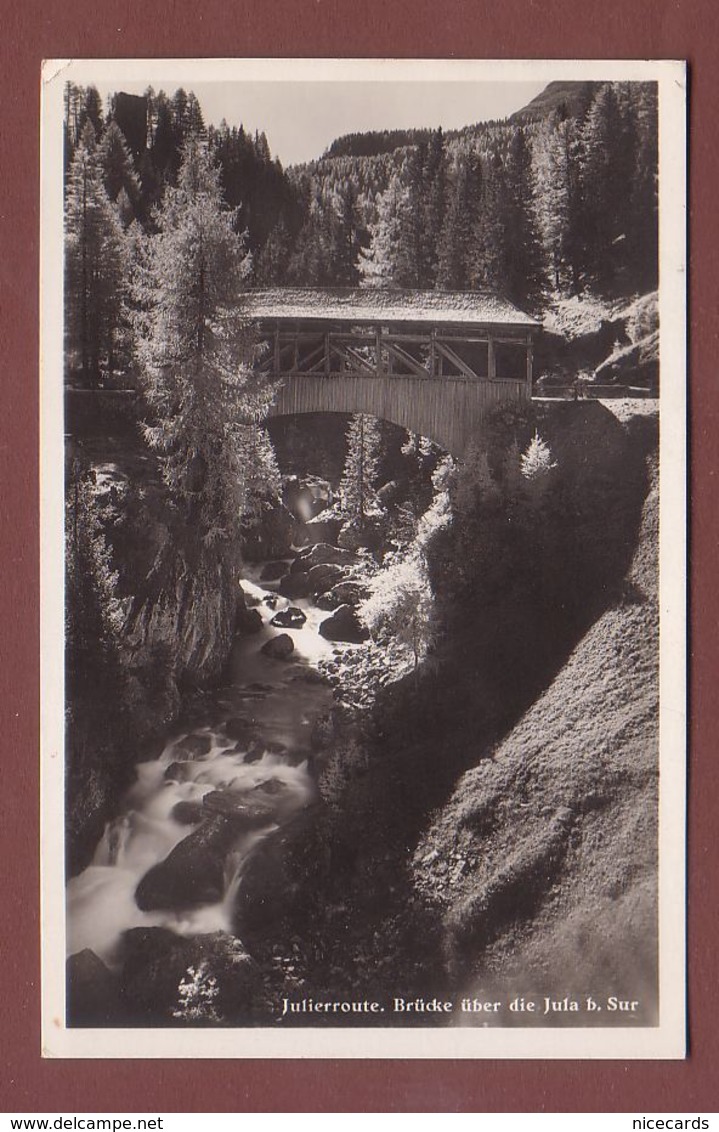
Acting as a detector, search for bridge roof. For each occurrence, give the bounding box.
[239,287,540,329]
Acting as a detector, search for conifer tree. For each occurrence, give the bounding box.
[339,414,382,528]
[502,128,545,309]
[534,116,584,294]
[360,176,407,287]
[420,128,447,287]
[255,216,292,284]
[580,83,634,292]
[65,123,128,382]
[437,151,483,290]
[133,137,276,546]
[470,148,505,292]
[99,121,141,220]
[332,181,363,285]
[393,146,426,288]
[131,138,280,677]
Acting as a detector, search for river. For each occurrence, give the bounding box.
[66,567,339,969]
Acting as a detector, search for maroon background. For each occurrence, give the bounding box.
[0,0,714,1113]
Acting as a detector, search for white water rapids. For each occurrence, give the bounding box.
[67,571,337,967]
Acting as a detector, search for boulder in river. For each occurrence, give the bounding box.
[292,542,359,572]
[67,948,123,1026]
[270,606,307,630]
[261,633,295,660]
[134,816,243,911]
[173,733,212,759]
[308,562,344,595]
[315,589,342,611]
[201,790,277,823]
[326,580,369,607]
[224,716,258,744]
[278,571,311,600]
[171,801,207,825]
[319,604,370,644]
[163,761,196,783]
[292,511,343,548]
[235,607,264,636]
[239,584,262,608]
[232,810,318,942]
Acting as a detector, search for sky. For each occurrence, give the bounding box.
[92,77,548,167]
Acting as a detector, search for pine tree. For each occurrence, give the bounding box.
[65,123,128,382]
[255,216,292,284]
[394,146,426,288]
[420,128,447,287]
[339,414,381,528]
[580,83,635,293]
[332,181,363,286]
[502,128,545,309]
[437,151,483,290]
[534,116,584,294]
[470,148,505,292]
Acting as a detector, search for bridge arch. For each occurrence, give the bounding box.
[241,287,540,457]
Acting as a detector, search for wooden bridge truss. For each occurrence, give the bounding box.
[241,290,540,455]
[255,323,534,387]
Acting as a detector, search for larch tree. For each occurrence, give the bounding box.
[359,176,407,287]
[131,138,279,677]
[134,137,277,545]
[65,122,128,382]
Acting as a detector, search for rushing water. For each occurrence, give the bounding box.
[67,569,337,967]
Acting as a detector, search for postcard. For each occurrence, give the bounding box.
[40,57,686,1058]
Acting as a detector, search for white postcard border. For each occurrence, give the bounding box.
[40,57,687,1060]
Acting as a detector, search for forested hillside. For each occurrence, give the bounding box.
[64,78,658,389]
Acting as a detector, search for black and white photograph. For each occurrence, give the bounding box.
[40,58,686,1058]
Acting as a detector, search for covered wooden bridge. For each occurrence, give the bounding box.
[240,288,540,455]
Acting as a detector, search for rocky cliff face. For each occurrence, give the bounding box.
[65,432,242,873]
[413,411,660,1022]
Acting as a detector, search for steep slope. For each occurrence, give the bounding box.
[414,444,659,1024]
